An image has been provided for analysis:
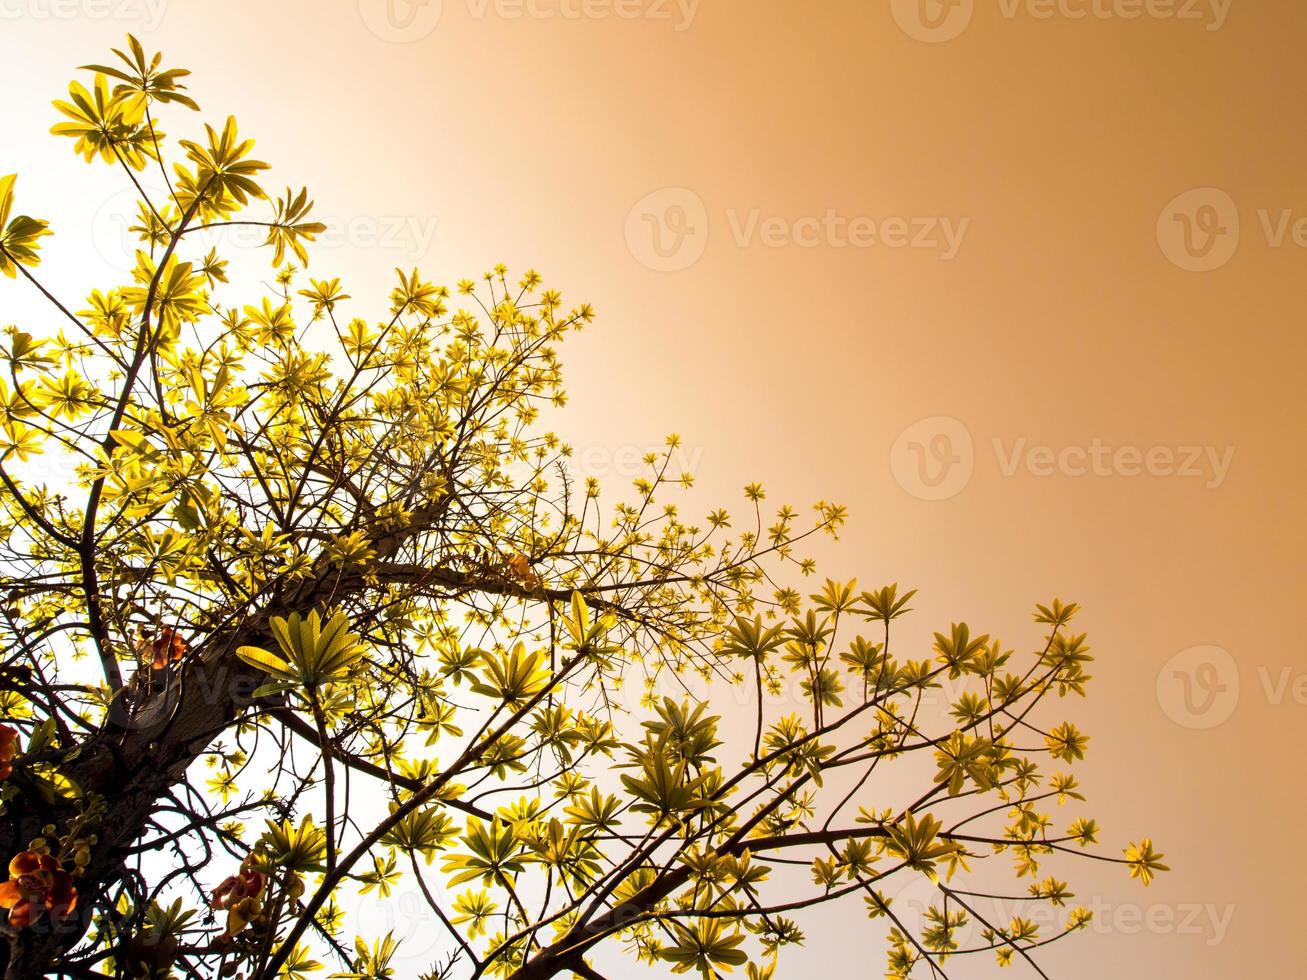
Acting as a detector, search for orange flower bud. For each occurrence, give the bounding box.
[506,553,540,590]
[147,628,188,670]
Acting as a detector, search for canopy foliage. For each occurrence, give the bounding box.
[0,36,1164,980]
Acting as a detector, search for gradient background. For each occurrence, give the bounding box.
[1,0,1301,976]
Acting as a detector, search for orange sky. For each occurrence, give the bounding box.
[2,1,1302,976]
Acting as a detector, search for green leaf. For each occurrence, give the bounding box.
[235,644,294,679]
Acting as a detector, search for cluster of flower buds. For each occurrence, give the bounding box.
[0,724,16,780]
[211,854,267,937]
[0,851,78,929]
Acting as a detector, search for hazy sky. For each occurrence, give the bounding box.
[1,1,1302,977]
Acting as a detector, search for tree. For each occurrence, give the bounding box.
[0,35,1166,980]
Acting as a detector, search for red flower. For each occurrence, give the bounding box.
[0,725,16,780]
[212,855,266,936]
[0,851,77,929]
[147,629,188,670]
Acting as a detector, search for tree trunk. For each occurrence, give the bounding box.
[2,620,272,976]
